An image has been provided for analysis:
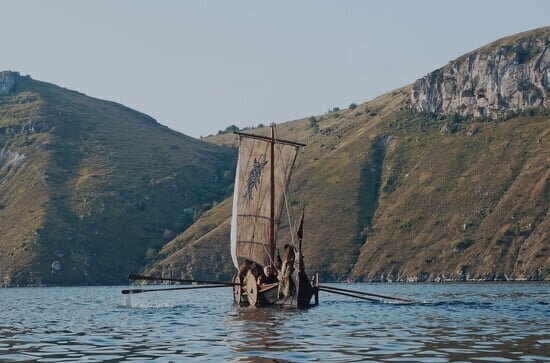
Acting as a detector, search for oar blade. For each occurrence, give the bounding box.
[321,285,414,303]
[121,289,144,295]
[127,273,239,286]
[120,284,231,295]
[319,286,414,304]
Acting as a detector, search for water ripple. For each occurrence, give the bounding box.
[0,283,548,361]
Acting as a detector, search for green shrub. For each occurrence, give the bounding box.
[308,116,319,130]
[225,124,239,132]
[217,124,240,135]
[451,239,473,251]
[496,236,512,246]
[145,248,158,261]
[525,107,538,116]
[449,113,466,123]
[349,103,357,110]
[503,109,523,120]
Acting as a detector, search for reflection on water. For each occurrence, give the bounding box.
[0,284,548,361]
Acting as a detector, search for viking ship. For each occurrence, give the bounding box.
[230,126,319,308]
[124,126,412,306]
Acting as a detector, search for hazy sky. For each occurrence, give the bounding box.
[2,1,548,137]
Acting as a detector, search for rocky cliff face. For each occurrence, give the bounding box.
[411,27,549,117]
[0,71,17,95]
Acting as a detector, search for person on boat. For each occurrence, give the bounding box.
[258,265,278,285]
[238,260,252,280]
[249,262,262,278]
[278,244,296,298]
[239,260,263,278]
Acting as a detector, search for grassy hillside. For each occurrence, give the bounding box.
[149,87,548,282]
[148,27,549,282]
[4,27,548,286]
[0,73,235,286]
[352,110,549,281]
[147,27,550,281]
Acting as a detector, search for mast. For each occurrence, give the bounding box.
[269,125,275,263]
[231,128,303,270]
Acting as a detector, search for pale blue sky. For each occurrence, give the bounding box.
[2,1,549,137]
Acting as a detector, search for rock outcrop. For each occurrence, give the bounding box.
[0,71,18,95]
[411,27,549,117]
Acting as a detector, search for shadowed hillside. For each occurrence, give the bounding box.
[148,27,549,282]
[0,72,236,286]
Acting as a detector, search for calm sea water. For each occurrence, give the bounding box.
[0,283,548,362]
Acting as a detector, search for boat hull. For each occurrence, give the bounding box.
[234,262,318,308]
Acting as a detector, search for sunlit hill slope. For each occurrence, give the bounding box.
[147,26,549,282]
[0,72,235,286]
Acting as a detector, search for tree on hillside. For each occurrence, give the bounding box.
[217,124,240,135]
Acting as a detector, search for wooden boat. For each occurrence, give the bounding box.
[230,126,319,308]
[125,126,411,305]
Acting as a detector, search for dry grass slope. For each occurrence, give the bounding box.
[0,74,236,286]
[150,86,549,282]
[4,27,549,285]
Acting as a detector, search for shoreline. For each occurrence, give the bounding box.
[1,279,549,288]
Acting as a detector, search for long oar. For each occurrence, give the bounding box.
[319,287,380,302]
[122,284,230,295]
[321,285,414,303]
[128,274,239,286]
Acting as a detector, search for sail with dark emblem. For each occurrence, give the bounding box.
[230,134,299,268]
